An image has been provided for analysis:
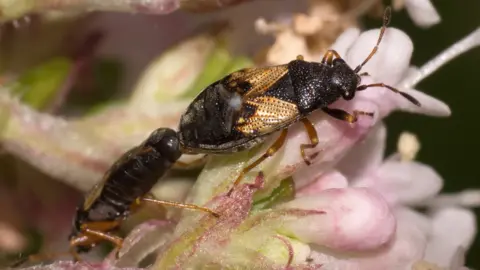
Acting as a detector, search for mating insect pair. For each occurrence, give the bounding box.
[12,6,421,268]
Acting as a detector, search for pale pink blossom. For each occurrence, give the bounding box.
[403,0,441,28]
[298,122,477,269]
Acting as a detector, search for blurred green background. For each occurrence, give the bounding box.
[365,0,480,267]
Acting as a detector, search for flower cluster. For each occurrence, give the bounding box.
[93,24,477,270]
[2,0,479,269]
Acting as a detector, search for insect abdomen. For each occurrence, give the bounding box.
[178,82,253,153]
[80,129,181,223]
[105,143,180,208]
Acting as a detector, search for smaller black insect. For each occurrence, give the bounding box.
[177,7,420,190]
[12,128,218,267]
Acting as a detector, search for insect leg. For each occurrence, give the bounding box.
[300,118,319,165]
[322,107,374,123]
[81,228,123,259]
[140,197,219,218]
[229,129,288,194]
[68,235,93,262]
[77,221,123,259]
[321,50,342,65]
[357,83,421,106]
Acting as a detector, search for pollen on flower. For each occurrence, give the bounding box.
[254,17,287,35]
[254,0,364,64]
[397,131,420,161]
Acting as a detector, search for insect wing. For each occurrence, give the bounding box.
[224,65,301,135]
[236,96,300,135]
[225,65,289,97]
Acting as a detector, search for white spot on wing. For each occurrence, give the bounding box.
[229,93,243,111]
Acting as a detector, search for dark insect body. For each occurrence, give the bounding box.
[178,7,421,189]
[12,128,217,267]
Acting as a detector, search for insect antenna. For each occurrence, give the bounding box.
[357,83,421,106]
[353,7,392,73]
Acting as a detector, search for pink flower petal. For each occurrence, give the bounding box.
[404,0,441,28]
[356,208,428,269]
[115,220,174,267]
[330,27,361,57]
[295,170,348,196]
[424,207,477,268]
[276,104,376,190]
[336,122,386,181]
[420,189,480,209]
[346,28,412,85]
[307,208,428,269]
[375,161,443,205]
[277,188,395,252]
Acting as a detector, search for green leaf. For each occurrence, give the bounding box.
[181,48,254,99]
[181,46,232,99]
[224,56,254,74]
[10,57,72,110]
[252,177,296,210]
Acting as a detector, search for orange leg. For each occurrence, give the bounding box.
[228,129,289,195]
[74,221,123,259]
[68,235,93,262]
[82,228,123,247]
[322,107,374,123]
[82,228,123,259]
[140,197,219,218]
[299,118,319,165]
[321,50,341,65]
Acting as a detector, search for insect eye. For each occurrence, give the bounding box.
[356,75,362,85]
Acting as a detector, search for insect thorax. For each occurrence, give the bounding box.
[287,60,344,112]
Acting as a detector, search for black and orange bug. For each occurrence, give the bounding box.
[178,7,420,189]
[11,128,218,267]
